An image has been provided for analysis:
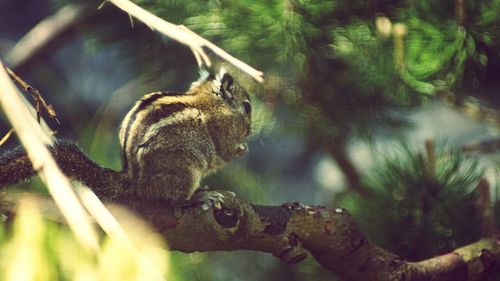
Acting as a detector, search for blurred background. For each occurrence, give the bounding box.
[1,0,500,280]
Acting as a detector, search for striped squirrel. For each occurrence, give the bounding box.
[0,68,252,207]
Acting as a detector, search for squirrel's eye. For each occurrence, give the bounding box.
[242,100,251,114]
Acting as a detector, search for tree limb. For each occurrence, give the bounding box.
[102,191,500,281]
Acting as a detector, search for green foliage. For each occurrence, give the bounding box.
[341,141,483,260]
[403,1,500,95]
[402,17,464,95]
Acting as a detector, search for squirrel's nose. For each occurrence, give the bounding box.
[235,143,248,155]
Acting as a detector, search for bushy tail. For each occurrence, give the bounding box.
[0,145,37,187]
[0,141,126,198]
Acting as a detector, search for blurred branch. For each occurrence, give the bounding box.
[455,0,466,25]
[4,3,94,72]
[106,0,264,82]
[439,93,500,129]
[393,23,407,70]
[476,178,496,237]
[0,60,99,250]
[424,139,436,180]
[463,138,500,154]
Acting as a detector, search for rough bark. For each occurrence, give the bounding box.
[106,191,500,281]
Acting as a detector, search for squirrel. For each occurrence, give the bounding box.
[0,68,252,207]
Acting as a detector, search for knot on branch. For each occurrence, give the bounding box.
[201,191,243,241]
[252,203,308,263]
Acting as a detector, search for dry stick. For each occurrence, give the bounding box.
[0,60,99,251]
[106,0,264,83]
[5,66,59,124]
[0,129,14,146]
[103,0,209,66]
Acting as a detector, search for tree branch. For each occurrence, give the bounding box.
[101,191,500,281]
[106,0,264,82]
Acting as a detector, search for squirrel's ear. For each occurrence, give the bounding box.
[221,73,234,94]
[215,67,234,99]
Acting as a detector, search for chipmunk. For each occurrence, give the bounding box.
[0,68,252,208]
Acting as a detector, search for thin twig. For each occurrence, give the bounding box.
[0,129,14,146]
[5,66,59,124]
[106,0,264,82]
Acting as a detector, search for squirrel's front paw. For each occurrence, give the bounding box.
[181,187,226,211]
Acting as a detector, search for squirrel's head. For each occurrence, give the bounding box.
[189,68,252,159]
